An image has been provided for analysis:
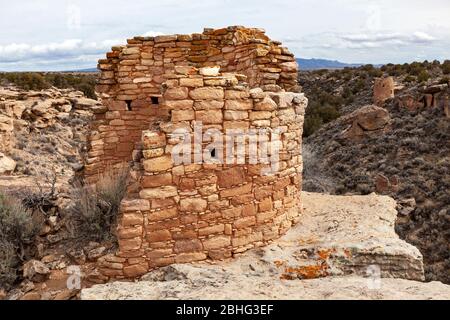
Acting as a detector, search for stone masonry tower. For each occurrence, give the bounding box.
[85,26,308,279]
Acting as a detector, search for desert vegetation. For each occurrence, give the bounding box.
[0,72,97,99]
[302,60,450,283]
[300,60,450,136]
[0,165,129,292]
[0,193,42,289]
[69,165,129,243]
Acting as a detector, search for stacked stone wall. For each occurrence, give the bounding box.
[85,26,299,179]
[97,67,307,279]
[84,26,308,279]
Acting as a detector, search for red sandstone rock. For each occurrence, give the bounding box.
[180,198,208,212]
[148,207,178,222]
[202,235,231,250]
[120,199,150,212]
[341,105,390,140]
[142,155,173,172]
[217,167,246,188]
[189,87,224,100]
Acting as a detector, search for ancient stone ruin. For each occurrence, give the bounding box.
[85,26,307,279]
[374,76,449,116]
[394,83,449,114]
[373,76,395,105]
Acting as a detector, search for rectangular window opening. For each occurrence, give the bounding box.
[151,96,159,105]
[125,100,132,111]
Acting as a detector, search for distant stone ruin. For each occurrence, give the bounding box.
[373,76,395,105]
[374,76,449,116]
[85,26,307,279]
[394,83,449,114]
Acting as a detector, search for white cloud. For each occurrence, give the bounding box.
[412,31,436,42]
[0,30,165,69]
[338,31,437,49]
[0,39,122,64]
[0,0,449,69]
[341,33,403,43]
[142,31,165,37]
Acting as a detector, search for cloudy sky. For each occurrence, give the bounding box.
[0,0,449,71]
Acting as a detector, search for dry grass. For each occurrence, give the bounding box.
[69,164,130,242]
[302,144,335,194]
[0,193,42,289]
[0,239,17,290]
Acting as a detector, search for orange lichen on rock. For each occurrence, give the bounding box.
[281,263,329,280]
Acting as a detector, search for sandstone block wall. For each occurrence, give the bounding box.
[97,68,307,279]
[85,26,307,279]
[85,26,299,179]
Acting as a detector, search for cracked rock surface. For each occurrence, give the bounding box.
[81,192,450,300]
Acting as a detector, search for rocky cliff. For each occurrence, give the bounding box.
[301,66,449,284]
[0,85,102,179]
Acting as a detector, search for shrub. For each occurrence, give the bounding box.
[404,75,416,83]
[367,67,383,78]
[0,194,40,260]
[417,70,430,83]
[302,144,335,193]
[441,60,450,75]
[408,62,426,76]
[343,73,352,81]
[0,72,97,99]
[439,77,449,85]
[303,104,340,137]
[0,193,41,289]
[389,64,402,75]
[351,79,367,94]
[303,115,324,137]
[356,184,372,195]
[315,69,328,76]
[77,82,96,99]
[70,165,129,242]
[361,64,375,72]
[0,239,18,290]
[369,69,383,78]
[302,85,342,137]
[342,86,354,100]
[20,171,58,214]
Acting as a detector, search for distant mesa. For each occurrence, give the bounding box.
[297,58,362,70]
[67,59,368,73]
[67,67,98,73]
[73,59,362,73]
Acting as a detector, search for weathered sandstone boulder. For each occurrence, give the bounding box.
[0,114,13,132]
[23,260,50,283]
[71,97,101,110]
[340,105,390,140]
[0,152,16,174]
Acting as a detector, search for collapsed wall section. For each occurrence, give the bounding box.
[96,26,299,96]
